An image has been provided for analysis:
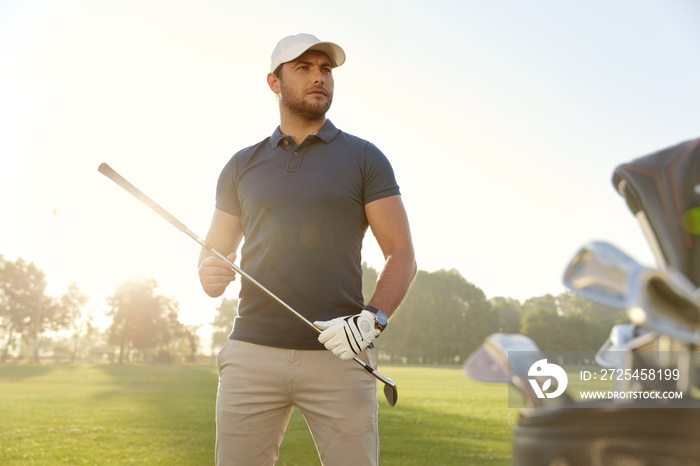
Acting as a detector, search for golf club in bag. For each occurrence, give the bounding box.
[98,163,398,407]
[465,137,700,465]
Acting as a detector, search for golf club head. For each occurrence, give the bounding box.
[627,267,700,344]
[563,241,644,308]
[354,357,398,407]
[464,333,541,383]
[464,333,571,408]
[594,323,652,368]
[463,333,556,408]
[383,381,398,407]
[463,342,509,383]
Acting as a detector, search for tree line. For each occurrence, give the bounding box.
[209,264,628,364]
[0,255,198,363]
[2,255,627,365]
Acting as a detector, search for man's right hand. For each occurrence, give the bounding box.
[198,253,238,297]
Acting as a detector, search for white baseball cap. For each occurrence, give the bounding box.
[270,33,346,73]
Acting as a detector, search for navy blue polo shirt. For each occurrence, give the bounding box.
[216,120,400,349]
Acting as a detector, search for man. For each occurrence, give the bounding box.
[198,33,416,466]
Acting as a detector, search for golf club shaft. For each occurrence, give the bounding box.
[97,163,396,395]
[209,249,396,386]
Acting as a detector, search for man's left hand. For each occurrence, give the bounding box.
[314,310,381,360]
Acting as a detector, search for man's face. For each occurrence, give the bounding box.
[276,50,334,120]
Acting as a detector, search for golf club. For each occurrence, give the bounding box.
[563,241,644,309]
[594,323,644,369]
[98,163,398,407]
[564,240,700,395]
[626,267,700,344]
[464,333,573,408]
[564,241,700,343]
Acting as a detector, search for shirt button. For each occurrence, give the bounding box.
[283,140,289,146]
[293,151,299,156]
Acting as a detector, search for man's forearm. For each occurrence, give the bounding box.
[367,248,417,317]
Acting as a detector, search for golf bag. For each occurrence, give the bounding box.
[467,137,700,465]
[612,137,700,286]
[512,401,700,465]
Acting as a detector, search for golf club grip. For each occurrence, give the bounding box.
[98,163,189,234]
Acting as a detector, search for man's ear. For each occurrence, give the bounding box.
[267,73,280,94]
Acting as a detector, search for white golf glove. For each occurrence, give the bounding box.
[315,310,381,360]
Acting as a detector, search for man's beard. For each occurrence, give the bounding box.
[279,81,333,121]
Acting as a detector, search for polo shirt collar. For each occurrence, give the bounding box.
[315,119,339,143]
[270,119,339,148]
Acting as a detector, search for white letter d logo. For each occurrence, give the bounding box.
[527,359,568,399]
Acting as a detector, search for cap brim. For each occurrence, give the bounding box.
[305,41,346,68]
[272,41,346,73]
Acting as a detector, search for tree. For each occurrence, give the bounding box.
[105,276,181,363]
[520,308,562,350]
[520,292,613,359]
[522,294,557,315]
[182,324,201,362]
[211,298,238,354]
[361,262,378,305]
[557,291,627,331]
[489,297,522,333]
[57,282,89,363]
[0,256,50,362]
[375,269,495,364]
[559,312,604,355]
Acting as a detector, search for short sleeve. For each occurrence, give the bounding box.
[362,142,401,205]
[215,156,241,216]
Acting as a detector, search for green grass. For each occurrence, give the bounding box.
[371,366,517,466]
[0,364,517,465]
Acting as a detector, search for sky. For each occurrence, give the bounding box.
[1,0,699,340]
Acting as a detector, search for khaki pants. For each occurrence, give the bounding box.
[215,339,379,466]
